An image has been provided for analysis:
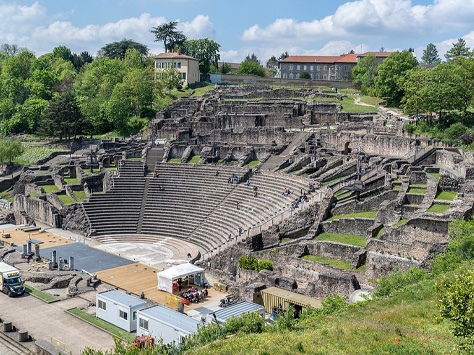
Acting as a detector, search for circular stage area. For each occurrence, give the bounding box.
[92,234,201,268]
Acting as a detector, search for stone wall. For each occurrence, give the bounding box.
[321,218,373,236]
[332,190,398,215]
[306,241,364,263]
[13,194,59,227]
[365,251,422,278]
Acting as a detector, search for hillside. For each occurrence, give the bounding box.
[191,278,454,355]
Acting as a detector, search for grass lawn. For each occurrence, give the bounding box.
[64,177,80,185]
[317,96,378,113]
[125,157,142,161]
[328,211,377,221]
[393,219,408,227]
[191,278,454,355]
[29,193,41,198]
[81,168,100,174]
[42,185,59,193]
[375,227,384,238]
[187,155,201,163]
[0,189,13,203]
[393,185,402,190]
[407,188,426,194]
[435,191,457,201]
[246,160,260,169]
[168,158,181,163]
[427,204,450,213]
[411,184,427,187]
[281,238,292,243]
[301,255,366,273]
[58,194,75,205]
[73,190,87,202]
[24,284,57,302]
[105,166,117,171]
[335,191,352,199]
[360,95,385,106]
[13,147,63,166]
[67,308,134,341]
[429,172,440,180]
[316,233,366,247]
[322,177,343,186]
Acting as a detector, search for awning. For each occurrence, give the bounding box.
[156,263,204,293]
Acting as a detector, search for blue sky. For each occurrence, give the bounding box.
[1,0,473,62]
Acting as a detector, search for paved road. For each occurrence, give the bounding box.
[0,292,116,355]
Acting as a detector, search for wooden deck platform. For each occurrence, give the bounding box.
[1,227,73,248]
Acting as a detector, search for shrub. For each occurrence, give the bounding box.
[256,259,273,271]
[374,267,428,298]
[238,255,258,270]
[223,312,266,334]
[404,123,416,134]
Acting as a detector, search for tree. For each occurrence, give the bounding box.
[72,51,93,71]
[0,44,28,57]
[40,92,88,140]
[97,39,148,60]
[218,62,232,74]
[236,60,266,77]
[266,56,278,69]
[178,39,220,75]
[244,53,260,65]
[300,71,311,79]
[374,51,418,104]
[445,38,471,61]
[352,54,379,94]
[401,67,431,115]
[151,21,186,53]
[0,138,23,165]
[436,267,474,351]
[421,43,440,65]
[52,45,73,62]
[278,51,289,60]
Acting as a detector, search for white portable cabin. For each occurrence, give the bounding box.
[137,305,200,344]
[96,289,147,332]
[210,301,265,324]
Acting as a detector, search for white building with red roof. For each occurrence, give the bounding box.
[279,52,392,81]
[154,50,200,86]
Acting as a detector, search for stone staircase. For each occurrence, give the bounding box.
[260,131,312,171]
[145,146,164,176]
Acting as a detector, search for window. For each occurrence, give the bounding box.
[289,64,294,70]
[317,65,320,71]
[139,318,149,330]
[316,73,320,80]
[345,65,349,71]
[303,65,307,70]
[296,73,300,79]
[289,73,294,79]
[310,74,313,79]
[182,72,186,80]
[323,74,327,80]
[310,65,314,71]
[283,73,287,78]
[337,65,341,70]
[133,311,137,321]
[119,310,128,320]
[296,65,301,70]
[173,62,181,69]
[98,300,106,311]
[323,65,327,70]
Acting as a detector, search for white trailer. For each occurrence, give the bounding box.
[137,305,200,344]
[96,289,147,332]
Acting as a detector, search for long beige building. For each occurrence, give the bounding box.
[154,50,200,86]
[279,52,391,81]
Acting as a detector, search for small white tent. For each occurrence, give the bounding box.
[157,263,204,293]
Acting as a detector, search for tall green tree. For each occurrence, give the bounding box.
[244,53,260,65]
[401,67,431,115]
[52,45,73,62]
[445,38,471,61]
[266,56,278,69]
[97,39,148,60]
[352,54,379,94]
[374,51,418,104]
[0,44,29,57]
[150,21,186,53]
[0,138,23,165]
[421,43,440,65]
[40,92,88,140]
[278,51,289,60]
[178,39,220,75]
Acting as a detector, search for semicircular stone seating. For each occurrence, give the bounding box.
[82,161,314,255]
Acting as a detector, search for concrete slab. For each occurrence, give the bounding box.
[41,243,134,273]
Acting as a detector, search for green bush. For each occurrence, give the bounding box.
[257,259,273,271]
[238,255,258,270]
[404,123,416,133]
[373,267,428,298]
[223,312,266,334]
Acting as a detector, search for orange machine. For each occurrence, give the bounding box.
[131,335,155,349]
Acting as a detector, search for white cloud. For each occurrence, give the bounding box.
[241,0,474,44]
[435,31,474,60]
[0,2,215,56]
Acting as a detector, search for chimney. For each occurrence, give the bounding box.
[177,49,181,55]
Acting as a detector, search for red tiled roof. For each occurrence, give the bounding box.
[358,52,392,58]
[335,53,358,63]
[280,55,342,63]
[155,52,198,61]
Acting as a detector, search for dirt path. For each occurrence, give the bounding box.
[354,96,410,120]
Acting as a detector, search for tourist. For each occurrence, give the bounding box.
[236,201,240,209]
[215,171,219,177]
[246,180,250,186]
[156,172,159,178]
[228,234,232,241]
